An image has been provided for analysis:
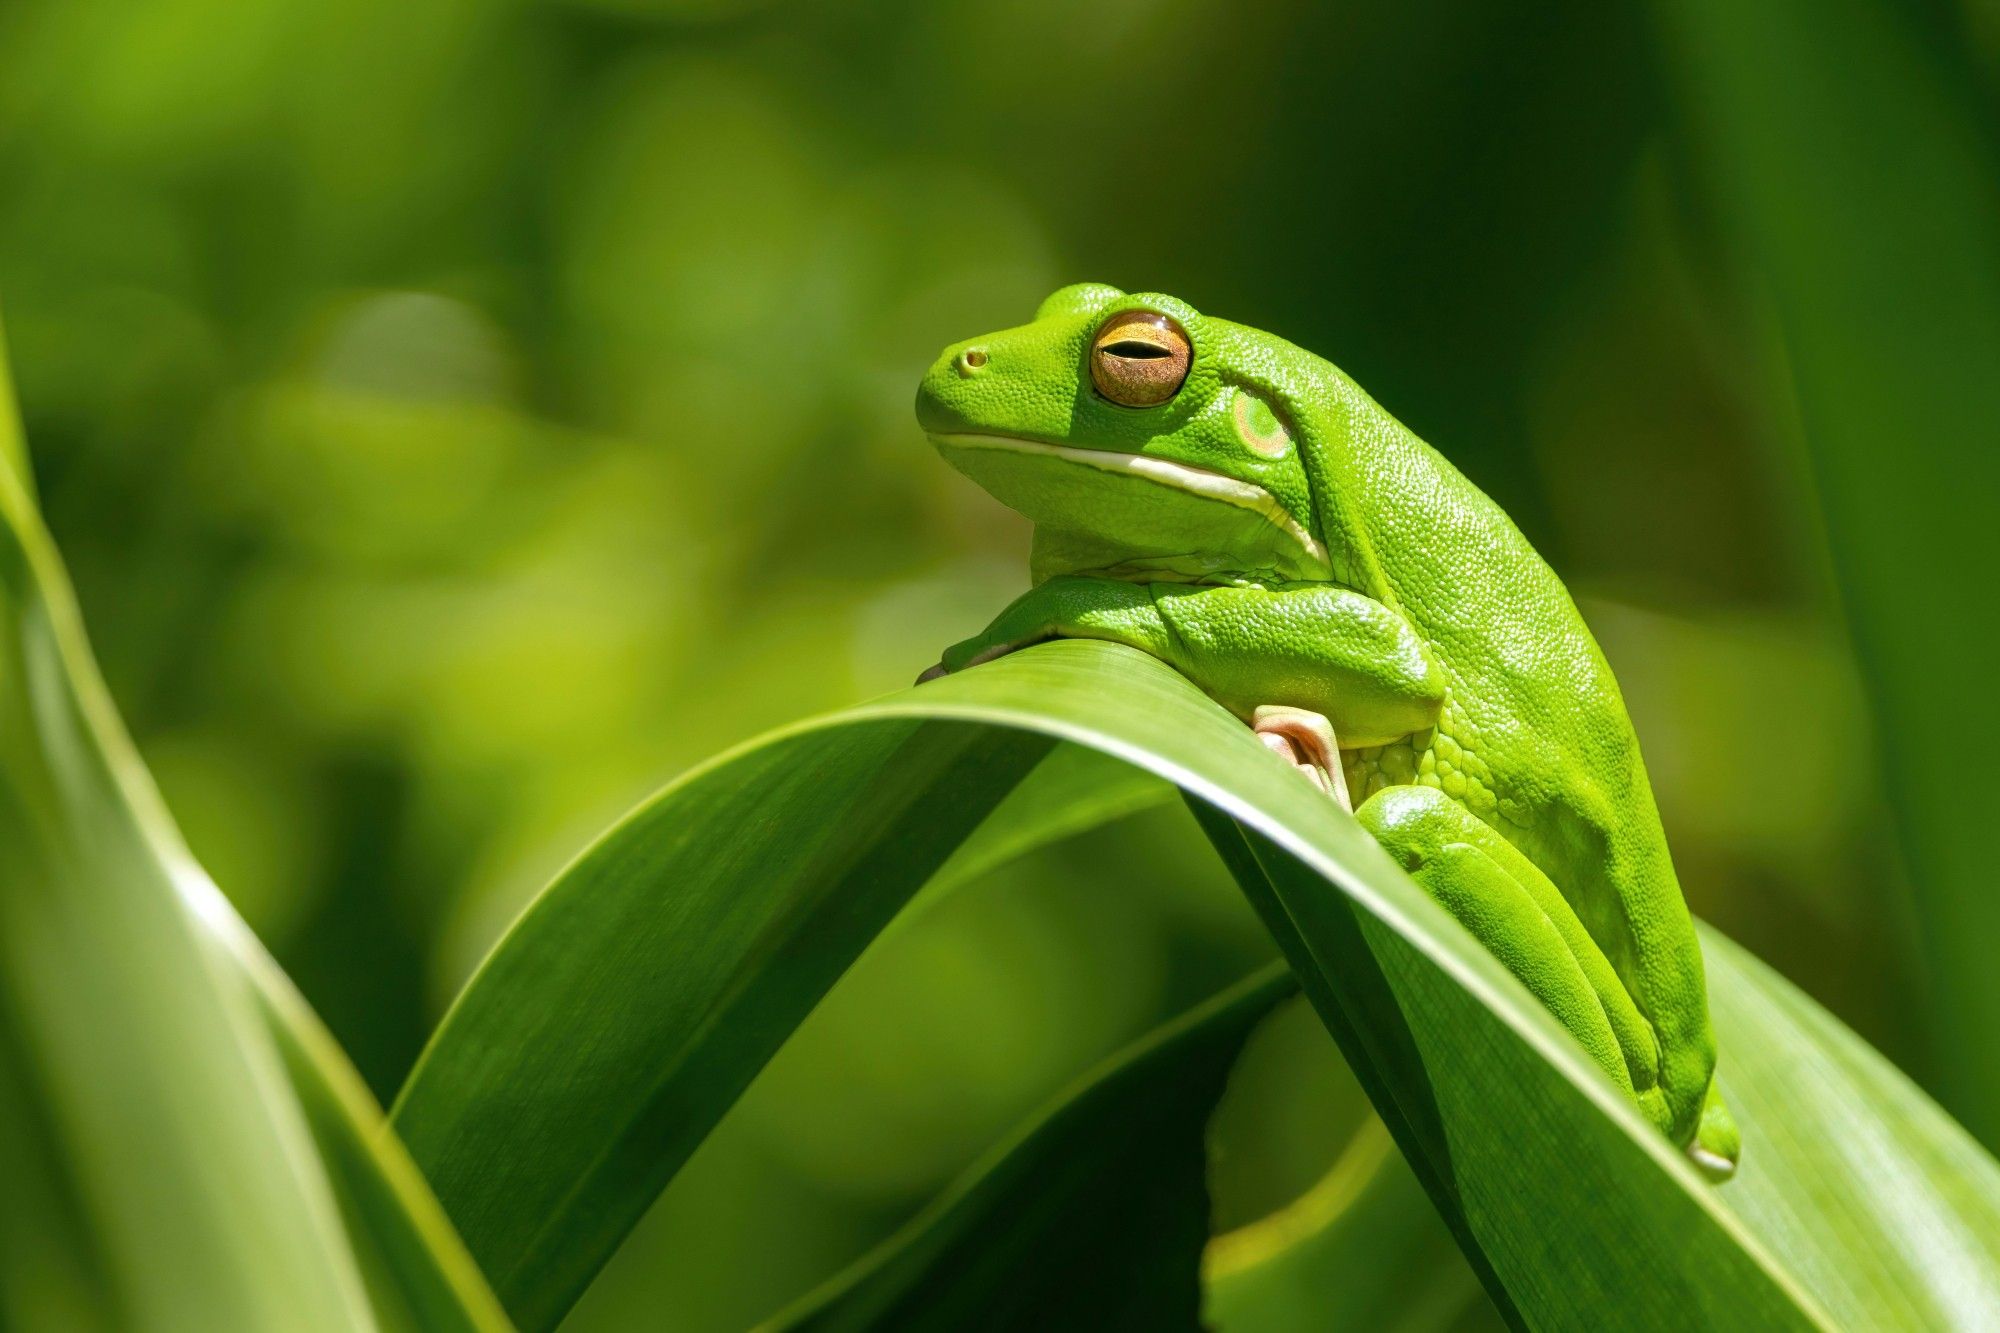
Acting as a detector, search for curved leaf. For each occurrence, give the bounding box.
[394,717,1058,1328]
[1201,918,2000,1332]
[398,636,2000,1329]
[0,362,369,1329]
[202,882,514,1332]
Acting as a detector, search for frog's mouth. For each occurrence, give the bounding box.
[930,432,1332,585]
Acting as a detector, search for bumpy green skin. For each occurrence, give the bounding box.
[917,283,1739,1176]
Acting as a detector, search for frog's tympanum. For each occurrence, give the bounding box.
[916,283,1739,1179]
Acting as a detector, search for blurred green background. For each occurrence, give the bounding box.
[3,0,1995,1327]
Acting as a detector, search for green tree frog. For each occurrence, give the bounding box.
[915,283,1739,1179]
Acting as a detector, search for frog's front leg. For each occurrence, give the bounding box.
[915,574,1164,680]
[920,576,1446,755]
[1355,784,1670,1131]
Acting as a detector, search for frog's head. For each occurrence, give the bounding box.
[917,283,1339,588]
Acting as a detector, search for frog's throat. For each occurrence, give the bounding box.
[929,432,1332,580]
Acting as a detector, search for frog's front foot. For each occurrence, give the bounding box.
[913,637,1038,686]
[1252,705,1352,811]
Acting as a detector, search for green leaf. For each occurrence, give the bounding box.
[397,636,2000,1328]
[0,369,371,1329]
[1654,0,2000,1144]
[1183,806,1521,1324]
[394,718,1058,1329]
[1201,917,2000,1331]
[0,330,508,1332]
[765,768,2000,1333]
[224,907,514,1332]
[768,964,1296,1333]
[1698,926,2000,1326]
[0,320,27,497]
[1186,798,1811,1329]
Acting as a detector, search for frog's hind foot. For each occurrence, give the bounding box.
[1252,705,1353,811]
[1686,1079,1741,1183]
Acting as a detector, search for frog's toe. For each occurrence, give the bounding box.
[1256,728,1331,796]
[1687,1080,1741,1183]
[1688,1141,1737,1182]
[1252,705,1352,810]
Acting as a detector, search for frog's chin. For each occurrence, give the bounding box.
[929,432,1332,586]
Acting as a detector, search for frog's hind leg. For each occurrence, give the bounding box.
[1355,784,1669,1128]
[1252,705,1354,810]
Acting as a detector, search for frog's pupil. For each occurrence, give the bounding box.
[1103,340,1170,359]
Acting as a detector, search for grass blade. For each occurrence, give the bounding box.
[0,329,509,1332]
[1183,806,1517,1326]
[0,346,373,1330]
[216,892,513,1332]
[1699,926,2000,1326]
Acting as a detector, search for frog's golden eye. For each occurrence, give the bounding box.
[1090,311,1191,407]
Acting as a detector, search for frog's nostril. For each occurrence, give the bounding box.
[955,347,989,377]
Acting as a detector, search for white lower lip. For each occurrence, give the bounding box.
[930,432,1330,569]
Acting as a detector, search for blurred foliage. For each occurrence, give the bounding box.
[0,0,1990,1326]
[1658,0,2000,1144]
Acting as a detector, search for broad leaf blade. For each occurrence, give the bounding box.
[1181,802,1810,1329]
[1185,808,1514,1323]
[221,896,513,1333]
[390,632,2000,1320]
[1202,917,2000,1332]
[770,965,1295,1332]
[758,856,2000,1332]
[404,638,1978,1329]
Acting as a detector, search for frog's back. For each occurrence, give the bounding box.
[1302,366,1714,1113]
